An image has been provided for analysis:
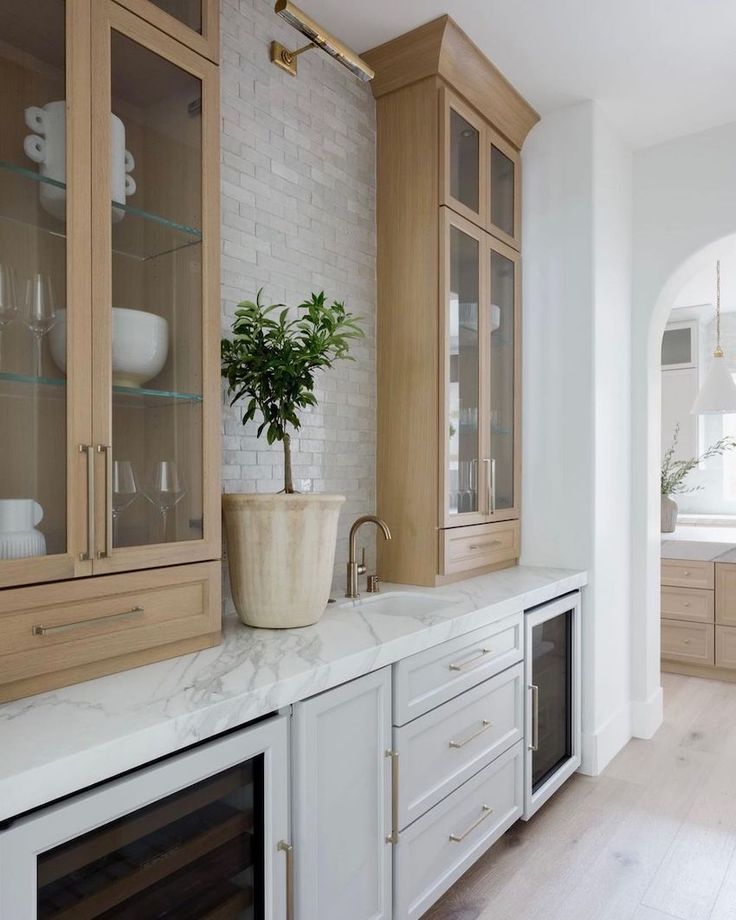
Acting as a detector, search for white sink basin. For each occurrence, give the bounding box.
[338,591,458,618]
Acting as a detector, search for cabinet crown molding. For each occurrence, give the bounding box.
[362,14,539,149]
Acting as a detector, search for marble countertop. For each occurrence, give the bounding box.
[661,526,736,562]
[0,565,586,823]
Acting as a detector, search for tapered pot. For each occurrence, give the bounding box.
[661,494,678,533]
[222,493,345,628]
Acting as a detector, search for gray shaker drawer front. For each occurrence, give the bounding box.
[395,662,523,829]
[393,612,523,726]
[393,740,523,920]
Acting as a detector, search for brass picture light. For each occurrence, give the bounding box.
[270,0,375,82]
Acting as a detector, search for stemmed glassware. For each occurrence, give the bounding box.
[23,273,57,377]
[144,460,186,543]
[0,263,19,372]
[112,460,139,548]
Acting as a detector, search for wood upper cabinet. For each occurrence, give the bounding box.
[113,0,219,62]
[0,0,221,699]
[367,18,535,585]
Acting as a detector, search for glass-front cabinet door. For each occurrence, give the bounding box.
[487,127,521,250]
[441,89,485,228]
[113,0,219,62]
[486,238,520,520]
[0,0,93,588]
[442,209,485,526]
[91,1,219,575]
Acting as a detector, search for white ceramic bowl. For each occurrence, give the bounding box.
[50,307,169,388]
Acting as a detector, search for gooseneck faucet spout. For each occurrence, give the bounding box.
[346,515,392,598]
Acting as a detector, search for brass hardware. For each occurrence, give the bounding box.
[97,444,113,559]
[529,684,539,752]
[367,574,380,593]
[449,719,493,749]
[346,515,392,598]
[385,749,400,844]
[448,647,493,672]
[32,606,145,636]
[449,804,493,842]
[467,540,502,551]
[683,571,690,576]
[483,458,492,516]
[491,458,497,514]
[277,840,294,920]
[79,445,95,561]
[272,0,375,82]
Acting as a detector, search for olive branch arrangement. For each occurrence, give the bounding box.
[661,423,736,496]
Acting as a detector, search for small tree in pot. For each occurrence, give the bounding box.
[221,290,363,628]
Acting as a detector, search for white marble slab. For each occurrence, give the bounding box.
[661,539,736,561]
[0,565,586,823]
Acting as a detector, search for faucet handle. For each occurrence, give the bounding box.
[358,547,367,575]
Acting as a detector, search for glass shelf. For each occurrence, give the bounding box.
[0,160,202,262]
[0,371,202,406]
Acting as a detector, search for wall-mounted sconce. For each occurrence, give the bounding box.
[270,0,375,82]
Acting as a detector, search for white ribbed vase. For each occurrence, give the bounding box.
[222,493,345,629]
[661,494,678,534]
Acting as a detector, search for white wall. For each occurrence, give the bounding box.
[631,121,736,727]
[522,101,633,773]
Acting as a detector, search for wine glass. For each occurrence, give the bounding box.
[0,264,18,372]
[23,273,57,377]
[144,461,186,543]
[112,460,139,547]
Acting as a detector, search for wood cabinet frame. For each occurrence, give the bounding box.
[486,126,521,251]
[439,87,488,230]
[112,0,219,63]
[90,1,221,575]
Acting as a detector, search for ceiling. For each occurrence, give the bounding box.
[291,0,736,149]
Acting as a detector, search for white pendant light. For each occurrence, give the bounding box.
[691,261,736,414]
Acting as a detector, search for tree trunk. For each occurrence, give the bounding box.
[283,432,294,494]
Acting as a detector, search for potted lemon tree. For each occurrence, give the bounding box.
[221,290,363,628]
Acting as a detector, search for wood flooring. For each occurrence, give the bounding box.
[423,673,736,920]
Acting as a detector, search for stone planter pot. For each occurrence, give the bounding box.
[222,493,345,629]
[661,494,678,533]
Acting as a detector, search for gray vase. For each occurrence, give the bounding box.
[661,494,678,533]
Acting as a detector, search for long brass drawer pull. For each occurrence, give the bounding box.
[32,606,145,636]
[449,719,493,749]
[385,749,400,844]
[449,648,493,672]
[449,804,493,842]
[79,444,95,562]
[467,540,501,551]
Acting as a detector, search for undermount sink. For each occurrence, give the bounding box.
[338,591,460,618]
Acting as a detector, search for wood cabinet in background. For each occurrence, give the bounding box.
[363,16,538,586]
[0,0,221,701]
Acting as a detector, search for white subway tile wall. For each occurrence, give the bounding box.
[220,0,377,592]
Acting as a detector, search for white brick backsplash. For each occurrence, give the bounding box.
[220,0,377,593]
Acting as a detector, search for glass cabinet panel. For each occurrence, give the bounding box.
[148,0,203,32]
[107,28,204,550]
[490,143,515,239]
[449,107,480,216]
[489,246,517,513]
[0,0,69,563]
[37,757,262,918]
[448,224,481,517]
[530,611,573,791]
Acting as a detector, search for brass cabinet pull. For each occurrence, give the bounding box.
[529,684,540,752]
[97,444,113,559]
[449,648,493,672]
[32,606,145,636]
[482,458,492,515]
[467,540,501,551]
[449,719,493,749]
[449,804,493,842]
[79,445,95,561]
[491,458,496,514]
[277,841,294,920]
[385,749,400,844]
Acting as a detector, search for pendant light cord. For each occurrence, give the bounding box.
[715,260,724,358]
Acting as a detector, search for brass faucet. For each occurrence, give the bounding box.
[346,515,392,598]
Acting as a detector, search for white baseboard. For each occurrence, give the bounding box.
[630,685,664,739]
[580,703,632,776]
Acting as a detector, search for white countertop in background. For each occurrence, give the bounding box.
[0,565,586,824]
